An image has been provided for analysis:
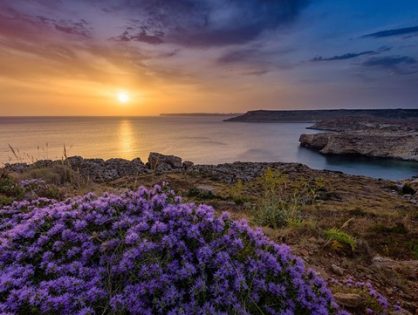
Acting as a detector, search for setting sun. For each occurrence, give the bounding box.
[116,91,130,104]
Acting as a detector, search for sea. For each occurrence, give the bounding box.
[1,115,417,180]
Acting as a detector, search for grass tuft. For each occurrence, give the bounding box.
[325,228,357,252]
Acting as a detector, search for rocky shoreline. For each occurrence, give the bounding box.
[299,118,418,162]
[4,152,330,183]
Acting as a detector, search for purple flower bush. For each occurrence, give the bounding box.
[19,178,46,188]
[1,185,339,314]
[330,277,396,314]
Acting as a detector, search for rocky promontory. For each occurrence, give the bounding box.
[300,118,418,161]
[225,109,418,123]
[299,132,418,161]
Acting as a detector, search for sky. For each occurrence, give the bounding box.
[0,0,418,116]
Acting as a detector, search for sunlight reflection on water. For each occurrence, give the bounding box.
[0,116,417,180]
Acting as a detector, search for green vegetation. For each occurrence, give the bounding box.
[228,179,247,205]
[25,164,84,187]
[400,183,416,195]
[187,187,215,199]
[0,172,24,198]
[0,171,24,205]
[253,168,322,228]
[325,228,357,252]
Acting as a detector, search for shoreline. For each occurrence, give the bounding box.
[4,152,418,183]
[4,153,417,183]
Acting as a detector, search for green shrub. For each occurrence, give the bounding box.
[228,180,247,205]
[187,187,215,200]
[0,195,14,206]
[253,168,322,228]
[0,173,24,198]
[26,165,84,187]
[36,185,63,200]
[401,183,416,195]
[325,228,357,252]
[253,194,288,228]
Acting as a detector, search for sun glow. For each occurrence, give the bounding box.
[116,91,130,104]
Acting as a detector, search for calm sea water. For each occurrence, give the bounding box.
[1,116,417,180]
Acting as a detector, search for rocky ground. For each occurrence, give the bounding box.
[299,117,418,161]
[1,152,418,314]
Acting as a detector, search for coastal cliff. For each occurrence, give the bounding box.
[225,109,418,123]
[299,132,418,161]
[299,117,418,161]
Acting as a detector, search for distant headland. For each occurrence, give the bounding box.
[225,109,418,122]
[161,113,242,117]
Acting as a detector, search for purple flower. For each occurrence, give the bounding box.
[0,185,341,314]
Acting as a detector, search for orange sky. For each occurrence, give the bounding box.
[1,1,417,116]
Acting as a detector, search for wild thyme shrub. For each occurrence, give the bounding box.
[20,178,63,200]
[330,277,398,314]
[0,185,339,314]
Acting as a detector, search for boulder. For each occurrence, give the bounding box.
[299,133,329,150]
[331,264,345,276]
[334,293,363,308]
[183,160,194,170]
[372,256,418,280]
[148,152,183,172]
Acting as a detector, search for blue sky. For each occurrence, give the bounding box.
[0,0,417,115]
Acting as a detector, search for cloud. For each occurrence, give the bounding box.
[362,25,418,38]
[52,19,91,39]
[361,55,418,75]
[363,56,416,67]
[311,51,377,62]
[218,49,260,64]
[111,0,310,47]
[0,5,91,40]
[113,30,164,45]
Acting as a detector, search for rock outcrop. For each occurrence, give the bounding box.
[4,154,319,184]
[187,162,310,183]
[299,132,418,161]
[147,152,183,172]
[5,156,150,182]
[4,153,193,182]
[66,156,148,181]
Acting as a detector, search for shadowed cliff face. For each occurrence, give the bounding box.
[299,118,418,161]
[225,109,418,123]
[300,132,418,161]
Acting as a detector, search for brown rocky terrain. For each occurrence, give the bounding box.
[2,152,418,313]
